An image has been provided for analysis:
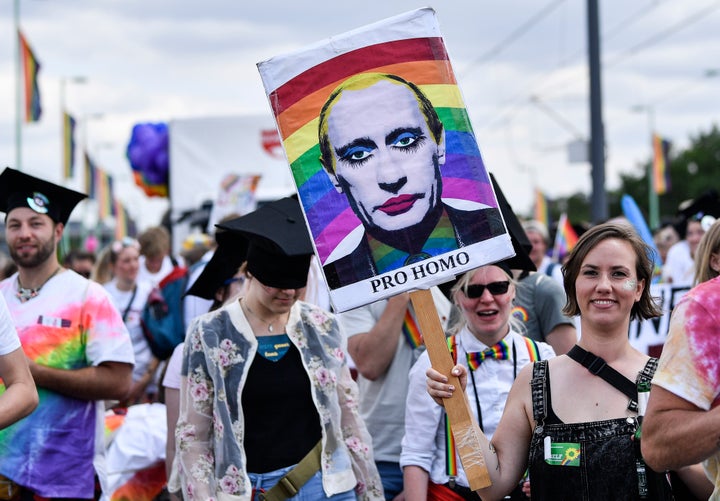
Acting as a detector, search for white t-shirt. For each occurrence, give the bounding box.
[104,279,154,383]
[662,240,695,286]
[183,251,214,331]
[0,294,21,356]
[137,255,175,287]
[162,342,184,391]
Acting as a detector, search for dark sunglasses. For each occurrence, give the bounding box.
[465,281,510,298]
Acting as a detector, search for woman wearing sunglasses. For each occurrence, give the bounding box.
[426,223,677,500]
[401,263,555,501]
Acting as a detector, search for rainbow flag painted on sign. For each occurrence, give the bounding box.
[258,8,497,267]
[258,8,513,312]
[18,30,42,122]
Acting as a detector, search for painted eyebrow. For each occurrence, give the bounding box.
[385,127,423,145]
[335,137,377,160]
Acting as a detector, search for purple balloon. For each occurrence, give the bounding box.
[126,122,169,186]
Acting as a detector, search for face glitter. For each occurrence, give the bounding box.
[623,279,637,291]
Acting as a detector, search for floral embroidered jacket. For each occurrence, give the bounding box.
[176,299,384,501]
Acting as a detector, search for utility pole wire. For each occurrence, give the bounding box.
[460,0,567,78]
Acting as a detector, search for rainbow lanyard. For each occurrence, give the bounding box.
[444,335,541,479]
[401,308,422,348]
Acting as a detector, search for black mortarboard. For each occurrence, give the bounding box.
[185,231,249,299]
[0,167,87,225]
[214,197,314,289]
[489,173,536,272]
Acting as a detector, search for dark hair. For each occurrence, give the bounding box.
[561,222,661,320]
[63,248,96,267]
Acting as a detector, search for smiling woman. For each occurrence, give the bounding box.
[401,263,555,500]
[425,223,682,500]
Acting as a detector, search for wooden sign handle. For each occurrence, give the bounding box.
[410,289,492,490]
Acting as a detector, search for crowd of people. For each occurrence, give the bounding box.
[1,162,720,501]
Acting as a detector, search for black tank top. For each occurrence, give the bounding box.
[242,344,321,473]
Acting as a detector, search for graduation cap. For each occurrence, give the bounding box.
[489,173,536,272]
[185,231,248,300]
[215,197,314,289]
[0,167,87,225]
[438,174,535,299]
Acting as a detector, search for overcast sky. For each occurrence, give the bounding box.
[1,0,719,230]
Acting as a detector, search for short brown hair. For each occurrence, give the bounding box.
[561,222,661,321]
[138,226,170,258]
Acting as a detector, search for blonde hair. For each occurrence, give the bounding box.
[694,219,720,285]
[448,265,522,336]
[318,73,444,175]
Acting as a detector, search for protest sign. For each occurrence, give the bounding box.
[258,7,513,313]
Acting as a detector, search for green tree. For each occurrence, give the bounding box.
[539,124,720,229]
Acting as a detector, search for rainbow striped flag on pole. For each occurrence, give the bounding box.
[84,152,97,197]
[63,112,77,178]
[534,188,549,227]
[18,30,42,122]
[552,213,578,260]
[652,134,671,195]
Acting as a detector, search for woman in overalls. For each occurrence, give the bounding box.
[426,223,673,500]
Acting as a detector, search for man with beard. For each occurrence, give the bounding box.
[318,73,504,289]
[0,168,134,500]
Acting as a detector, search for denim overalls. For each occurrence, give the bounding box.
[526,360,672,500]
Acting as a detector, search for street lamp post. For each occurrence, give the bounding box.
[631,104,659,230]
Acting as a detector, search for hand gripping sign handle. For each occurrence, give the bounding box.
[410,289,492,490]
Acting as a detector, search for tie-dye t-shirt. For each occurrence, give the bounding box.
[652,275,720,499]
[0,269,135,499]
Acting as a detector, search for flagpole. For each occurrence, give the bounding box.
[645,108,660,230]
[14,0,22,171]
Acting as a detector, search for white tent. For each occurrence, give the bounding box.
[168,115,296,251]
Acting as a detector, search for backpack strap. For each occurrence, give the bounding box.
[530,360,549,425]
[545,262,557,277]
[567,345,640,412]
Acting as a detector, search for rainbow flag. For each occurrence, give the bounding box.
[18,30,42,122]
[114,200,128,240]
[63,112,77,178]
[97,171,114,220]
[84,152,97,197]
[552,213,578,260]
[652,134,671,195]
[534,188,549,227]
